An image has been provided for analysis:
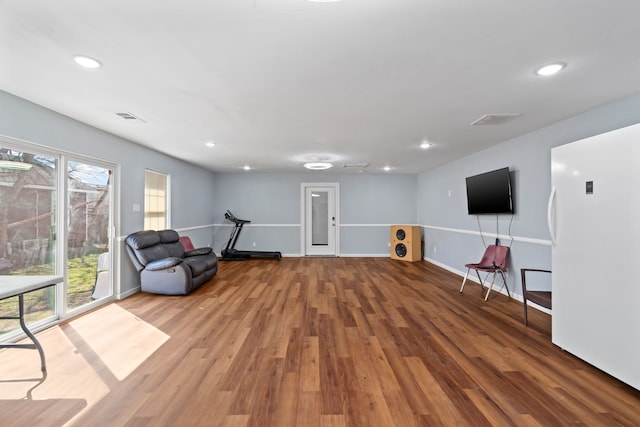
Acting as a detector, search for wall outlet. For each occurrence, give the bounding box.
[132,203,141,213]
[252,242,256,247]
[448,190,452,198]
[433,246,437,253]
[387,242,391,247]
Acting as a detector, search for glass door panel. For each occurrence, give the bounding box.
[66,160,112,311]
[312,191,329,246]
[0,148,57,336]
[305,187,336,256]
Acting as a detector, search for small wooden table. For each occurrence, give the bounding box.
[0,275,63,372]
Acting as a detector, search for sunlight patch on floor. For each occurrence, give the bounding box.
[0,327,109,426]
[69,303,170,381]
[0,302,170,426]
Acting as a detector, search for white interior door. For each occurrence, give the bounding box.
[303,184,338,256]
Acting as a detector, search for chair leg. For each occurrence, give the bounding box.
[475,270,486,292]
[460,268,471,293]
[523,300,529,326]
[484,270,510,301]
[497,270,510,298]
[484,272,497,301]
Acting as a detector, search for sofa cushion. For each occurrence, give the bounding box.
[165,241,186,258]
[126,230,161,250]
[185,247,213,257]
[146,257,184,271]
[158,229,180,243]
[183,255,218,277]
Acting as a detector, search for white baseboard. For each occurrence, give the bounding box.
[118,286,140,300]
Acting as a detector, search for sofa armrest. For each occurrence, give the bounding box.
[185,247,213,257]
[145,257,183,271]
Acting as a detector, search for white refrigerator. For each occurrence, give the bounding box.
[549,122,640,390]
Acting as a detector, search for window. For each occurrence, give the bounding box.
[144,170,169,230]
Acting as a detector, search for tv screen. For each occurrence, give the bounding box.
[465,167,514,215]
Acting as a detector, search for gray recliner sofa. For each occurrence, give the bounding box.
[125,229,218,295]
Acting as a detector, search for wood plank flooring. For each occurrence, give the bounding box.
[1,257,639,426]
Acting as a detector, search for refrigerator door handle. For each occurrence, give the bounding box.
[547,186,557,245]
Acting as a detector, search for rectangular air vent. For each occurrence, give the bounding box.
[342,163,369,169]
[471,114,521,126]
[116,112,147,122]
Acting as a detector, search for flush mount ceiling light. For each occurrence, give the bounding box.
[0,160,33,170]
[73,55,102,69]
[304,162,333,170]
[205,141,216,148]
[383,166,391,172]
[243,165,251,171]
[420,141,431,149]
[535,62,566,76]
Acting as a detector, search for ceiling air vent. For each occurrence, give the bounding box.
[116,112,147,122]
[471,114,521,126]
[342,163,369,170]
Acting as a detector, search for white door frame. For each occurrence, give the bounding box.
[300,182,339,256]
[61,154,119,319]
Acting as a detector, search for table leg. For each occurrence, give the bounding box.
[18,294,47,372]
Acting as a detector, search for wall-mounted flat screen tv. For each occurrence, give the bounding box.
[465,167,514,215]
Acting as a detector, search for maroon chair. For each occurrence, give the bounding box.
[459,245,511,301]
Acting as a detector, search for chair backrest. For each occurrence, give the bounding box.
[478,245,510,270]
[97,252,110,272]
[179,236,195,252]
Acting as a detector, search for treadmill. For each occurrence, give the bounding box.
[220,210,282,261]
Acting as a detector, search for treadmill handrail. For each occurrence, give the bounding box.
[225,210,251,224]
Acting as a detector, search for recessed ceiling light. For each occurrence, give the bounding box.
[73,55,102,69]
[420,141,431,149]
[535,62,566,76]
[383,166,391,172]
[243,165,251,171]
[304,162,333,170]
[205,141,216,148]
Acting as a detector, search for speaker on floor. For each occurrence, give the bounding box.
[390,225,422,262]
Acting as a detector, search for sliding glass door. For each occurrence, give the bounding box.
[65,159,113,312]
[0,139,117,340]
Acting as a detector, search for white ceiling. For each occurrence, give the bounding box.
[2,0,640,174]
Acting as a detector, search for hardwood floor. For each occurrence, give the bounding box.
[1,257,639,426]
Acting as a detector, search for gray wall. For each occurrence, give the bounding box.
[417,93,640,299]
[212,172,417,256]
[0,90,217,295]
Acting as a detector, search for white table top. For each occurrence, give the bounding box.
[0,275,63,300]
